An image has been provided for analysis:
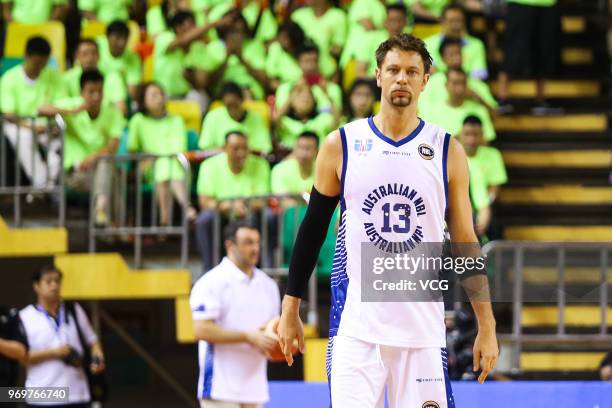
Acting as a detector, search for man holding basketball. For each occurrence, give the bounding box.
[278,33,498,407]
[190,221,280,408]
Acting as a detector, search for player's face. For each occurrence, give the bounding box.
[458,124,482,155]
[384,10,407,36]
[446,70,467,100]
[442,9,465,38]
[441,44,462,69]
[225,134,249,168]
[144,84,165,116]
[76,43,99,70]
[294,136,318,164]
[34,271,62,303]
[376,49,428,108]
[229,228,261,268]
[350,83,375,118]
[82,81,103,110]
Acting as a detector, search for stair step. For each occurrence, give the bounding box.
[502,150,611,168]
[472,16,587,34]
[499,185,612,205]
[492,48,595,65]
[521,267,609,284]
[522,306,612,327]
[494,114,607,132]
[489,80,600,98]
[504,226,612,241]
[520,351,606,371]
[505,168,610,186]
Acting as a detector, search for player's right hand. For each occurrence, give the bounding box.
[246,331,278,355]
[277,296,305,367]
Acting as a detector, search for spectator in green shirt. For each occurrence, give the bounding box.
[38,70,125,226]
[1,0,67,23]
[419,68,496,141]
[409,0,449,21]
[343,79,376,123]
[271,131,318,197]
[153,11,230,111]
[97,21,142,103]
[424,4,488,79]
[62,39,128,115]
[195,131,270,271]
[199,82,271,154]
[273,81,335,150]
[275,43,343,112]
[1,37,63,188]
[207,0,278,44]
[205,11,269,100]
[146,0,191,38]
[420,37,498,113]
[80,0,134,23]
[129,82,196,226]
[266,21,307,91]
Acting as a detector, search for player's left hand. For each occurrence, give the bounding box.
[472,326,498,384]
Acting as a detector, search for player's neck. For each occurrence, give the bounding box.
[374,104,420,141]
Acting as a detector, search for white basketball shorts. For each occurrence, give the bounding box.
[328,335,455,408]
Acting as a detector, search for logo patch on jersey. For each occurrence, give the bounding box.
[354,138,373,155]
[422,401,440,408]
[418,143,435,160]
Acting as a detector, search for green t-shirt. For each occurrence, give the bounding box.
[466,156,489,211]
[79,0,131,23]
[153,31,209,97]
[266,42,303,85]
[61,66,127,104]
[208,1,278,43]
[56,97,126,170]
[347,0,387,32]
[196,153,270,199]
[128,113,187,182]
[96,36,142,87]
[424,34,488,79]
[275,81,342,112]
[420,72,498,110]
[278,112,334,148]
[474,146,507,188]
[1,0,66,23]
[0,65,62,116]
[418,99,496,141]
[146,5,167,38]
[204,39,267,100]
[405,0,449,17]
[199,106,271,153]
[271,158,315,195]
[508,0,556,6]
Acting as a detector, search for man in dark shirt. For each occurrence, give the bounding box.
[0,304,28,387]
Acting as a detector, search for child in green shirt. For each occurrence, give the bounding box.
[128,82,196,225]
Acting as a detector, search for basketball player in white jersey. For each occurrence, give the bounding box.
[278,34,498,407]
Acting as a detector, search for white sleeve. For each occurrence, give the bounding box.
[189,277,222,321]
[269,279,281,320]
[74,303,99,346]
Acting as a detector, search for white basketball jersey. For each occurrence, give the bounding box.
[330,117,450,347]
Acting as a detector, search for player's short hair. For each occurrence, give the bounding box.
[375,33,432,73]
[441,2,466,19]
[33,265,63,282]
[106,20,130,38]
[386,3,408,16]
[463,115,483,127]
[169,10,195,30]
[446,66,467,79]
[80,69,104,90]
[439,37,462,56]
[224,220,259,242]
[76,38,98,51]
[25,36,51,57]
[297,131,320,147]
[224,130,247,144]
[220,82,243,100]
[296,42,319,59]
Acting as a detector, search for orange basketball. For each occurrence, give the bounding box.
[263,317,299,362]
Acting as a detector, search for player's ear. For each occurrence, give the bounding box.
[375,67,382,87]
[421,73,430,90]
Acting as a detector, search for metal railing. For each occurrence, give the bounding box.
[482,240,612,370]
[0,114,65,226]
[88,153,191,268]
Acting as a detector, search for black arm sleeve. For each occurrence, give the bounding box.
[286,187,339,298]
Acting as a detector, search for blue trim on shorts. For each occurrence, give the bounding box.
[202,343,214,398]
[442,133,451,217]
[441,348,455,407]
[339,127,348,213]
